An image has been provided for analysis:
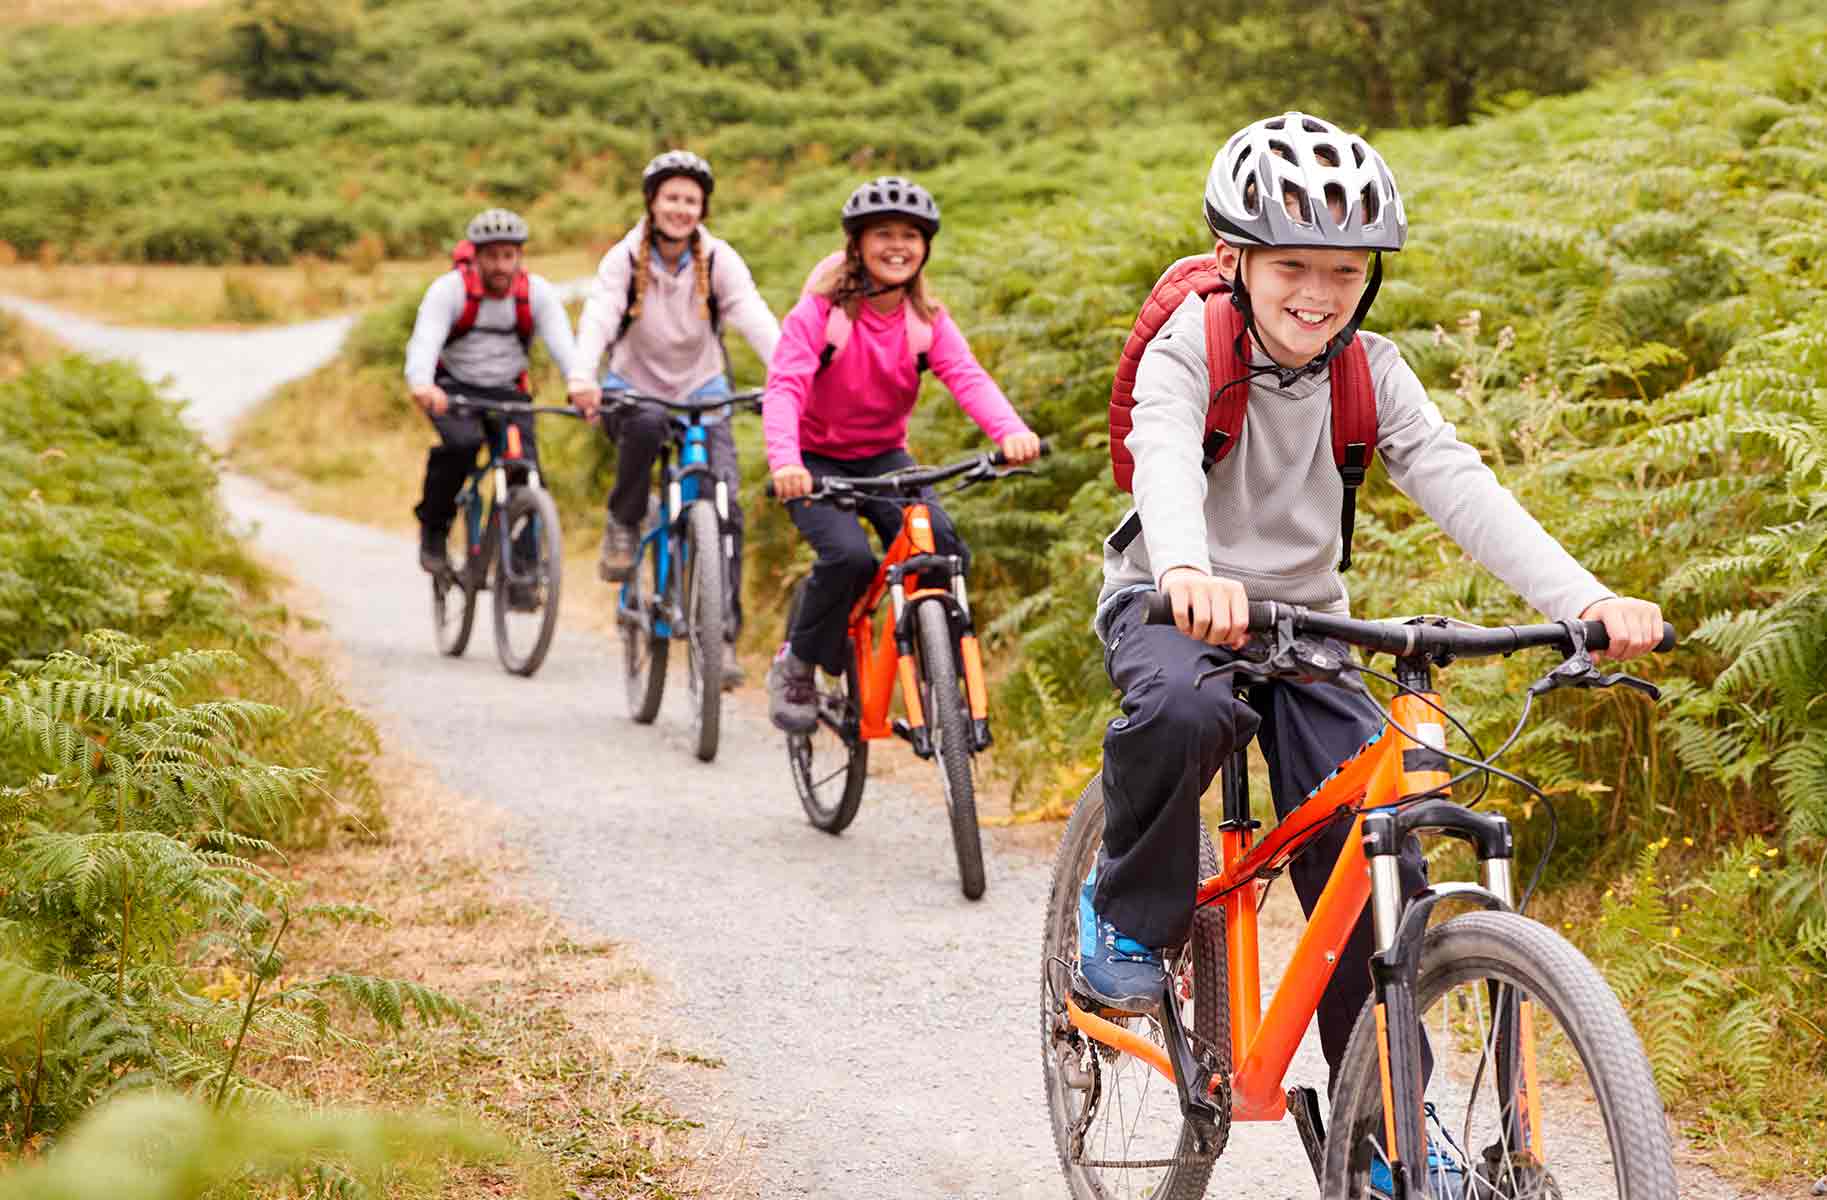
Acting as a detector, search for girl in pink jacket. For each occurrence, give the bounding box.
[763,176,1041,734]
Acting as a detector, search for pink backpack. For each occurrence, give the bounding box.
[801,250,933,375]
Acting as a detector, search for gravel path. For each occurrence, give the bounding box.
[3,297,1758,1199]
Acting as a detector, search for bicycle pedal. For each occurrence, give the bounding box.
[1288,1085,1326,1187]
[1067,972,1158,1019]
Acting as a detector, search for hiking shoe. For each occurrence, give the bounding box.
[766,644,817,734]
[1075,872,1165,1015]
[419,523,449,574]
[1368,1136,1469,1199]
[597,520,639,583]
[721,641,745,691]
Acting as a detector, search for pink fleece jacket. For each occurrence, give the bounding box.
[763,292,1030,469]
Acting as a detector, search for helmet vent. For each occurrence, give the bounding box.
[1265,116,1286,130]
[1268,138,1295,164]
[1282,182,1312,226]
[1351,141,1367,167]
[1324,183,1346,226]
[1300,116,1327,133]
[1314,143,1340,168]
[1360,184,1380,224]
[1241,171,1261,216]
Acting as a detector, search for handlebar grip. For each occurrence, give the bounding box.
[989,437,1053,467]
[1140,592,1275,630]
[1581,620,1677,653]
[764,479,776,499]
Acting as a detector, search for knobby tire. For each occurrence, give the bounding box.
[783,578,867,833]
[683,500,725,762]
[432,510,478,657]
[1041,773,1226,1200]
[623,525,668,723]
[914,599,984,900]
[493,485,562,677]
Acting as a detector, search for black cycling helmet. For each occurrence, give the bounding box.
[840,176,940,239]
[642,150,714,211]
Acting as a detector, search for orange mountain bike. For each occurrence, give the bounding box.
[1041,597,1680,1200]
[772,444,1047,900]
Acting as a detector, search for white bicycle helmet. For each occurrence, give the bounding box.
[643,150,714,201]
[841,176,941,239]
[1204,112,1406,251]
[465,208,528,246]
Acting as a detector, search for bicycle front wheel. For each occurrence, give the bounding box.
[493,486,562,677]
[1041,773,1227,1200]
[783,578,867,833]
[913,599,984,900]
[1323,910,1678,1200]
[681,500,724,762]
[431,514,477,657]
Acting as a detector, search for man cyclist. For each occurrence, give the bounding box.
[405,208,594,581]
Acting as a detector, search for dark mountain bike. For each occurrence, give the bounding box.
[610,387,763,763]
[770,444,1048,899]
[1041,597,1680,1200]
[429,397,580,677]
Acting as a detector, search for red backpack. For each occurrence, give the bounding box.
[801,250,933,375]
[1108,254,1378,570]
[442,239,534,390]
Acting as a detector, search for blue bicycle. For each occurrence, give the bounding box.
[607,387,763,762]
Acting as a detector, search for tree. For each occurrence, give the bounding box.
[216,0,360,101]
[1132,0,1677,127]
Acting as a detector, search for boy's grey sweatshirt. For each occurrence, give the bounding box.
[1097,294,1613,638]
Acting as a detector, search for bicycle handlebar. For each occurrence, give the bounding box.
[1140,594,1676,658]
[601,387,765,416]
[446,398,585,418]
[764,438,1054,499]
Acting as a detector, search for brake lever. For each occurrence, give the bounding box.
[1192,629,1346,689]
[1527,624,1661,700]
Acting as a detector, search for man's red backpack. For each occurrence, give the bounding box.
[1107,253,1379,570]
[442,239,534,390]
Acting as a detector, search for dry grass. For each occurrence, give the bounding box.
[234,600,751,1199]
[0,0,215,24]
[0,251,599,328]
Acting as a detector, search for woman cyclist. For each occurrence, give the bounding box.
[568,150,781,687]
[762,176,1040,733]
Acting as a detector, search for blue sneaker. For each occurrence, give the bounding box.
[1367,1137,1468,1198]
[1075,870,1166,1014]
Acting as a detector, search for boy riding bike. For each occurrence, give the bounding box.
[405,208,593,579]
[1083,113,1664,1192]
[568,150,781,687]
[761,176,1041,733]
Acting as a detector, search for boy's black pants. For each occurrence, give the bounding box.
[1095,590,1427,1088]
[414,378,537,532]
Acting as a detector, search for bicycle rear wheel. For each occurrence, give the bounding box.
[913,599,984,900]
[493,485,562,677]
[1322,910,1678,1200]
[681,500,724,762]
[620,528,668,723]
[783,578,867,833]
[431,513,477,657]
[1041,772,1227,1200]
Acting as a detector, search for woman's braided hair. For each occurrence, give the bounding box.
[625,218,713,324]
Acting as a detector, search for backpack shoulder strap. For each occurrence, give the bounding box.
[817,302,852,373]
[706,247,723,336]
[1327,337,1378,571]
[617,243,641,341]
[906,305,933,375]
[447,244,484,345]
[1201,294,1249,471]
[511,271,533,347]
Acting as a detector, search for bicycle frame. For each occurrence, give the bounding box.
[1064,679,1546,1189]
[845,501,993,756]
[618,417,727,640]
[453,420,543,584]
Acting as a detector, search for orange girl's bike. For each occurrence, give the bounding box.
[1042,597,1680,1200]
[772,444,1047,900]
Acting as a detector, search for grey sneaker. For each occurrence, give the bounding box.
[419,523,449,574]
[766,644,817,734]
[721,641,745,691]
[597,520,639,582]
